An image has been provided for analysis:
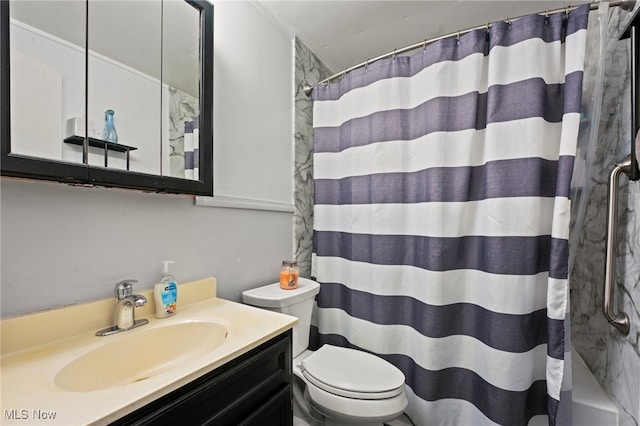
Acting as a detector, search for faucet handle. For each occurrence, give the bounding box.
[115,279,138,300]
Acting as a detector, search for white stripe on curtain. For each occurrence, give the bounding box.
[313,119,573,179]
[314,197,570,238]
[313,256,568,319]
[313,35,586,129]
[311,5,588,426]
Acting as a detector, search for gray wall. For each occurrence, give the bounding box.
[1,1,295,317]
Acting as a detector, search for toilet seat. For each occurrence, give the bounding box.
[301,345,405,400]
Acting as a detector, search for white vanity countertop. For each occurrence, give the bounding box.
[0,278,297,425]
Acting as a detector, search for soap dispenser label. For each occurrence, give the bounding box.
[162,281,177,314]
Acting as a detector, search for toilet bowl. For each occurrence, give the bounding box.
[242,278,408,425]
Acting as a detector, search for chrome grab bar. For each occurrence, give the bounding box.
[602,154,632,335]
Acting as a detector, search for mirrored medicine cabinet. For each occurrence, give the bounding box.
[0,0,213,195]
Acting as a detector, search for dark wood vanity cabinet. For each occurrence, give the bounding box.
[111,330,293,426]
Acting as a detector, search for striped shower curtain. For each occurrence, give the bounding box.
[311,5,588,426]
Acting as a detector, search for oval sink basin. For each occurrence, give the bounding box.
[54,321,228,392]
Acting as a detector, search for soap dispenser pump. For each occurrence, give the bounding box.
[154,260,177,318]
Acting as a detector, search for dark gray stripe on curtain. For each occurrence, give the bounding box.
[551,388,572,426]
[313,73,583,153]
[313,5,589,102]
[310,329,550,426]
[315,157,574,204]
[550,237,569,280]
[548,398,560,426]
[314,232,569,279]
[315,282,565,358]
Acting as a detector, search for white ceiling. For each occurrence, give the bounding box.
[257,1,588,74]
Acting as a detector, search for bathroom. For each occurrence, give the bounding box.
[1,1,639,425]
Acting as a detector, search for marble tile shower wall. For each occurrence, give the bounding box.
[571,7,640,426]
[294,38,332,278]
[168,88,199,178]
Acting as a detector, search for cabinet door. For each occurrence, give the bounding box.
[237,387,293,426]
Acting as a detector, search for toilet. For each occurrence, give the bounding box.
[242,277,408,426]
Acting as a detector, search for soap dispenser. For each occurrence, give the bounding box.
[154,260,178,318]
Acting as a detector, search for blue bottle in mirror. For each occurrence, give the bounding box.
[102,109,118,143]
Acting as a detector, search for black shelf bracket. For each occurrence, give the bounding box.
[64,136,137,170]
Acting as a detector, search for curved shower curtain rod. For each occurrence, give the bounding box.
[303,0,636,96]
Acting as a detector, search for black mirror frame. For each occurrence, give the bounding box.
[0,0,213,196]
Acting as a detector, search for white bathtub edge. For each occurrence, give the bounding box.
[571,349,619,426]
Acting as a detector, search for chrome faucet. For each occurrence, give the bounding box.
[96,279,149,336]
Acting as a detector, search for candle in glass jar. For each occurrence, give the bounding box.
[280,260,299,289]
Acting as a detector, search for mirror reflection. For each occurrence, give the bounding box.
[9,1,87,163]
[86,0,162,174]
[162,0,201,180]
[8,0,201,180]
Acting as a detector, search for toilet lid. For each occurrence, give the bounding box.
[301,345,405,399]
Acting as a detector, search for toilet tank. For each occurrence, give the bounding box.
[242,278,320,357]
